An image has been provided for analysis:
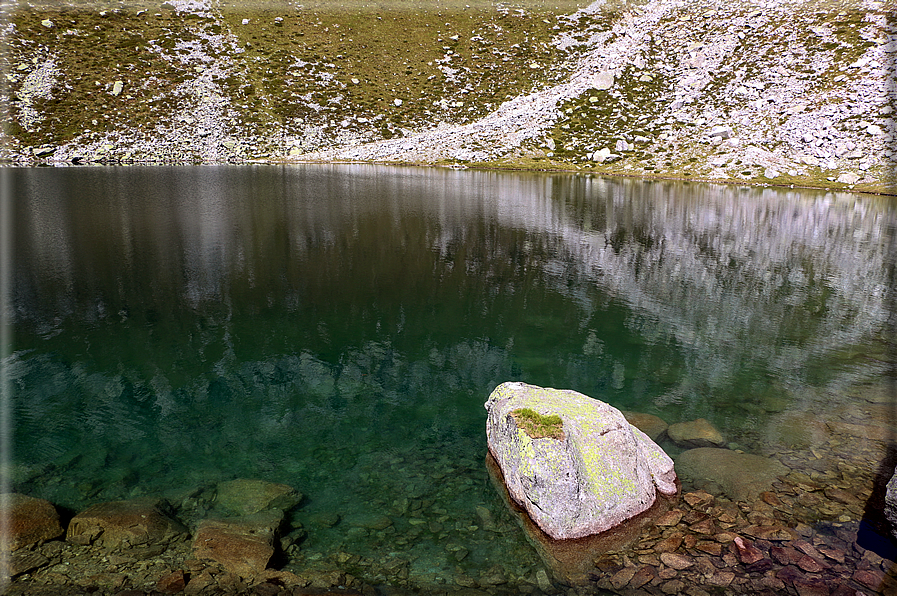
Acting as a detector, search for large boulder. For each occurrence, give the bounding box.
[485,382,677,540]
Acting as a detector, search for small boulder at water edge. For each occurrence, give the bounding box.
[192,510,283,578]
[67,497,187,549]
[485,382,677,540]
[2,493,64,551]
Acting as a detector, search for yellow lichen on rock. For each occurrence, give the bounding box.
[485,381,677,540]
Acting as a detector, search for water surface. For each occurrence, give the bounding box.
[8,165,896,589]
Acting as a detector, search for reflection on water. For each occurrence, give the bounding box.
[8,165,896,591]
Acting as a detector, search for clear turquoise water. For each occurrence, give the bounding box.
[7,165,895,589]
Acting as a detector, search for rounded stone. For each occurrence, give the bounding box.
[623,411,669,441]
[2,493,64,551]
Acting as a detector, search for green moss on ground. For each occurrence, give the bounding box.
[220,2,583,135]
[4,1,589,148]
[6,7,192,146]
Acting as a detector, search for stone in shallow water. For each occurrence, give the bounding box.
[659,552,693,570]
[744,525,798,541]
[654,509,683,527]
[623,411,669,442]
[654,531,684,552]
[2,493,64,551]
[676,448,787,501]
[67,497,186,549]
[308,511,341,528]
[192,510,283,578]
[156,569,187,593]
[762,411,829,450]
[485,382,677,541]
[343,513,392,530]
[733,536,764,564]
[667,418,725,448]
[215,478,302,516]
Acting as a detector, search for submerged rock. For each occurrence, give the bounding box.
[675,448,787,501]
[215,478,302,516]
[667,418,725,448]
[2,493,64,551]
[623,411,669,442]
[485,382,677,540]
[7,549,50,578]
[67,497,186,549]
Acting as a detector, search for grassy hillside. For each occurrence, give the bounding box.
[3,0,896,194]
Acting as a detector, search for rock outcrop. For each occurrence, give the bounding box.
[485,381,677,540]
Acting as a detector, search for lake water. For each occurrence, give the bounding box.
[6,165,896,592]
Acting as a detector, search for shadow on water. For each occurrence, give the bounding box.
[859,444,897,559]
[857,221,897,578]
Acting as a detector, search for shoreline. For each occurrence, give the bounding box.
[5,157,893,198]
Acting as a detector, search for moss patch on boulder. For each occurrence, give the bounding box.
[511,407,564,440]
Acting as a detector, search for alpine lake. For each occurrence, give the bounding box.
[6,165,897,595]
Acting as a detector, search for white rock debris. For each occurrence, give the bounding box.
[14,56,65,132]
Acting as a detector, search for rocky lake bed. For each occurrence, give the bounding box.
[5,379,897,596]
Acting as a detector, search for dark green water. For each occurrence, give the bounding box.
[7,165,896,588]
